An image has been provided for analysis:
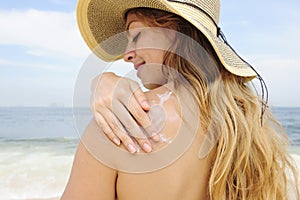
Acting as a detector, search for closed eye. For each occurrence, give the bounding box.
[132,32,141,43]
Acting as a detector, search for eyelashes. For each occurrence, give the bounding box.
[132,32,141,43]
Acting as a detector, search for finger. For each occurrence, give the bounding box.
[113,101,153,152]
[125,92,160,142]
[130,82,150,111]
[115,79,159,141]
[94,111,120,146]
[101,107,137,154]
[133,137,152,153]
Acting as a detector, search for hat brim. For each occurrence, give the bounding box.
[76,0,257,78]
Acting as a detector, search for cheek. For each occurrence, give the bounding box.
[137,30,172,54]
[150,50,165,64]
[138,49,165,64]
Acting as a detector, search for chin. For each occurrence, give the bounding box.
[143,83,163,90]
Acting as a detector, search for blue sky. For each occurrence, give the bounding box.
[0,0,299,107]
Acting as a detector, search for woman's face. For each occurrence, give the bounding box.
[124,12,174,89]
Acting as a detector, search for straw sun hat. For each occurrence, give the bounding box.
[76,0,257,77]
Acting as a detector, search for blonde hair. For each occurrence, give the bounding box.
[127,8,299,200]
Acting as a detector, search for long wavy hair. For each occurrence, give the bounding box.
[126,8,299,200]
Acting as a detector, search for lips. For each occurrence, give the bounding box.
[134,61,145,70]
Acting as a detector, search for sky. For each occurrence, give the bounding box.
[0,0,299,107]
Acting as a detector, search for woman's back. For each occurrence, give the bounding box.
[62,85,214,200]
[116,131,212,200]
[116,86,213,199]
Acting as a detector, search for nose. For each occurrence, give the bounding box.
[123,42,137,62]
[123,50,136,62]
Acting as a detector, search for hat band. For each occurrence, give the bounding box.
[166,0,218,31]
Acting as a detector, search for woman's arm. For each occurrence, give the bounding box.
[61,138,117,200]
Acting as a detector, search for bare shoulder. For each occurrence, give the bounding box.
[144,84,201,151]
[144,86,183,150]
[61,121,117,200]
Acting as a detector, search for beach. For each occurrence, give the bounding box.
[0,137,76,200]
[0,106,299,199]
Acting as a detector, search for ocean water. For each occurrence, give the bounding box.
[0,107,82,200]
[0,107,299,199]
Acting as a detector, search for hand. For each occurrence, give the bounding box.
[90,72,160,153]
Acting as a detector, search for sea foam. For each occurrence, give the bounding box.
[0,138,76,200]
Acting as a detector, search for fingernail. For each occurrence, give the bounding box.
[128,144,136,153]
[113,138,120,145]
[143,143,152,152]
[152,133,160,142]
[142,101,150,109]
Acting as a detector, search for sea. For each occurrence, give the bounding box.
[0,106,299,200]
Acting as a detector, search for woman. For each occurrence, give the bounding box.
[62,0,299,199]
